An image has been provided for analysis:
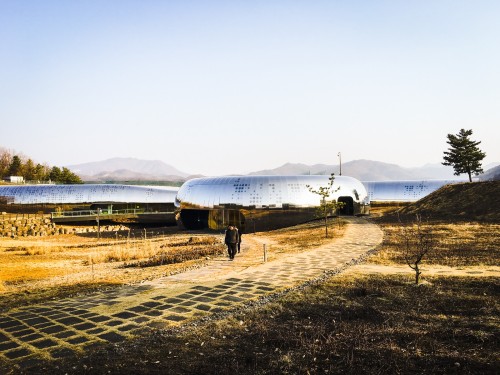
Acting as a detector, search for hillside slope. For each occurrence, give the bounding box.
[398,181,500,222]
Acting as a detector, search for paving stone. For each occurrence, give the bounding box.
[164,297,183,304]
[31,307,51,314]
[86,327,106,335]
[179,300,196,307]
[0,341,20,351]
[67,336,89,345]
[176,293,194,299]
[72,309,91,316]
[9,312,34,319]
[105,320,124,327]
[54,331,77,339]
[127,305,150,313]
[144,310,162,317]
[169,306,190,314]
[20,333,44,342]
[142,301,162,308]
[79,312,100,319]
[46,313,69,319]
[112,311,137,319]
[0,332,10,342]
[155,304,173,311]
[3,324,28,333]
[40,325,66,334]
[194,304,211,312]
[30,338,58,349]
[192,296,214,303]
[257,286,274,291]
[221,295,244,302]
[4,347,32,359]
[10,328,36,338]
[0,319,23,329]
[56,317,85,325]
[87,315,112,323]
[203,292,222,298]
[73,323,97,331]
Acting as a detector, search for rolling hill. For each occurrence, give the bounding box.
[67,158,191,182]
[397,181,500,222]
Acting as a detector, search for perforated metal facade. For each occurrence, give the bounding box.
[362,179,466,202]
[175,175,369,231]
[0,184,178,204]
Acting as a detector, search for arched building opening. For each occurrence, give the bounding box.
[338,196,354,215]
[179,209,209,230]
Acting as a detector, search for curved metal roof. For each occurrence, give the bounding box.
[362,179,466,202]
[175,175,369,209]
[0,184,178,204]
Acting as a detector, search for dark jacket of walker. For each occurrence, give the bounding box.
[225,228,239,245]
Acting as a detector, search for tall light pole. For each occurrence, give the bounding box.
[337,152,342,176]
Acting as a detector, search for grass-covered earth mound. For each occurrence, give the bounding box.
[397,180,500,222]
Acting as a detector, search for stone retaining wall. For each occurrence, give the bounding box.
[0,215,127,238]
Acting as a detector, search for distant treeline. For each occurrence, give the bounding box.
[0,148,82,184]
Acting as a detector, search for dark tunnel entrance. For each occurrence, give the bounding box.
[179,209,209,230]
[338,196,354,215]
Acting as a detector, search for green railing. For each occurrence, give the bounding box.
[50,209,174,219]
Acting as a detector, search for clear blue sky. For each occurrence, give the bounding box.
[1,0,499,176]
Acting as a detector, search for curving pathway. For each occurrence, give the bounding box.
[0,217,383,370]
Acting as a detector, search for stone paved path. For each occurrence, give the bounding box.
[0,217,383,370]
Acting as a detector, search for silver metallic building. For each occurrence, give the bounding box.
[175,175,369,231]
[362,179,466,202]
[0,184,178,205]
[0,184,179,224]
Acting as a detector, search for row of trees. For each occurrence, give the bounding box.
[0,149,82,184]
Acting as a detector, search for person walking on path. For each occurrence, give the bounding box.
[224,225,239,260]
[236,227,242,253]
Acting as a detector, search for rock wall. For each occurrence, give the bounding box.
[0,215,128,238]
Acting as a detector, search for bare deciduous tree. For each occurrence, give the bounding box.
[398,214,435,284]
[306,174,344,238]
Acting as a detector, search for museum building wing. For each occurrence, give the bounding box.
[175,175,369,231]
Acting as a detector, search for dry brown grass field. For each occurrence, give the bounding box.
[0,227,226,310]
[1,181,499,374]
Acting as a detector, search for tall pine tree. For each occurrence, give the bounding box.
[442,129,486,182]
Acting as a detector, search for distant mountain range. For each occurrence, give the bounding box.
[67,157,193,182]
[66,158,500,182]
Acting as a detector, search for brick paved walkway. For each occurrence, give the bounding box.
[0,217,382,370]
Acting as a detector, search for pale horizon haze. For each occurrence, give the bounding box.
[1,1,499,176]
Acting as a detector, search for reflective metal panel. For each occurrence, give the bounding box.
[176,175,370,231]
[0,184,178,204]
[362,179,466,202]
[176,175,369,209]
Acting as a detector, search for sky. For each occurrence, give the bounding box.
[1,0,499,176]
